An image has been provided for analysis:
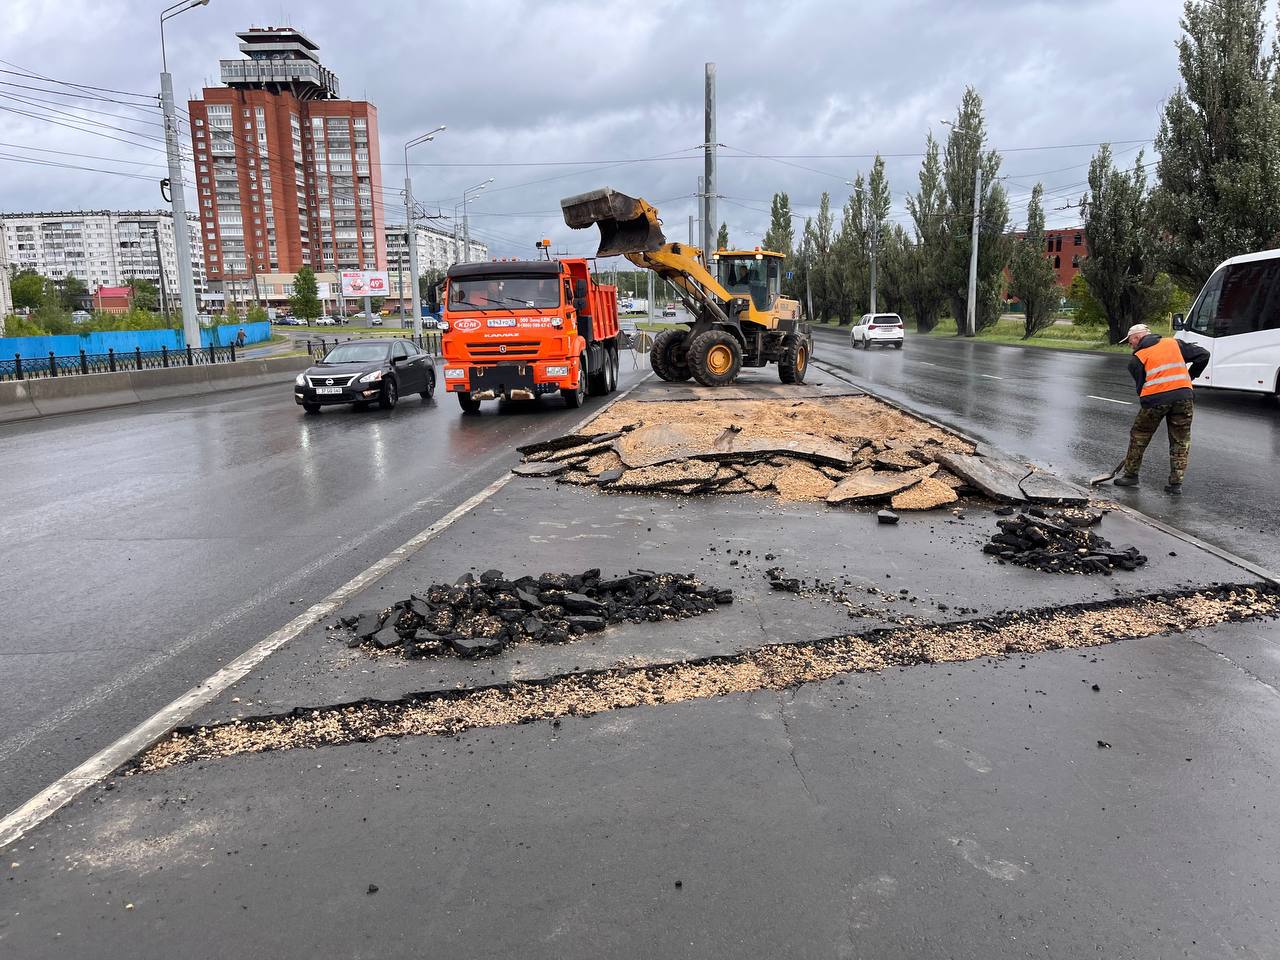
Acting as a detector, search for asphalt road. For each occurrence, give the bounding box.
[0,365,643,815]
[812,326,1280,572]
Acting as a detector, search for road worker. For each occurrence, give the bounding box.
[1113,323,1210,495]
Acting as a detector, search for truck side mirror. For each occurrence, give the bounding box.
[1171,313,1185,331]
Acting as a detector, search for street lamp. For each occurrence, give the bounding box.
[461,178,493,263]
[159,0,210,350]
[942,118,984,338]
[404,125,446,337]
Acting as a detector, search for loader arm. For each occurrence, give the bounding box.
[623,244,738,325]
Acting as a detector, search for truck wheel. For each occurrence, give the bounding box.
[587,349,608,396]
[651,329,692,382]
[689,329,742,387]
[457,391,481,414]
[607,345,619,392]
[779,337,809,384]
[562,357,587,408]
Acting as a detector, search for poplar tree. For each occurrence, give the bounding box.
[1008,184,1061,338]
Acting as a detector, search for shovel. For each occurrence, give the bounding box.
[1089,460,1126,486]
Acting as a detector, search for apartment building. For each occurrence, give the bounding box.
[383,222,487,298]
[188,27,385,306]
[0,210,206,296]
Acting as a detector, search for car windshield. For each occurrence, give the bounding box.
[448,276,561,311]
[322,343,388,364]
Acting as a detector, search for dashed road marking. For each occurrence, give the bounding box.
[1087,394,1132,405]
[979,374,1003,380]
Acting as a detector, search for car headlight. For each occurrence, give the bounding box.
[294,373,306,386]
[545,365,569,377]
[443,368,465,379]
[359,369,383,383]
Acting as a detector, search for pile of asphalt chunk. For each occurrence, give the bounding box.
[334,569,732,659]
[983,506,1148,574]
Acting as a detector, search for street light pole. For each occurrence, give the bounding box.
[160,0,210,350]
[461,178,493,263]
[942,119,984,337]
[404,125,445,338]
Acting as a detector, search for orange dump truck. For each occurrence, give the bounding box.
[440,256,621,412]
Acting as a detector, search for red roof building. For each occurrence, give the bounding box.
[92,285,132,314]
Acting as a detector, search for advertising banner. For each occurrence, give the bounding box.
[340,270,390,297]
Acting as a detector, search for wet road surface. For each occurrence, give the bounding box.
[812,327,1280,572]
[0,367,643,814]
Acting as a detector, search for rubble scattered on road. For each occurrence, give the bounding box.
[982,507,1148,574]
[331,569,732,660]
[135,585,1280,770]
[514,396,983,507]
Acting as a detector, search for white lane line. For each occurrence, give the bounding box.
[916,360,938,367]
[0,374,651,851]
[1087,395,1132,405]
[979,374,1003,380]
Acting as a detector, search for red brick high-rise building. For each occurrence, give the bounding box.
[188,27,385,306]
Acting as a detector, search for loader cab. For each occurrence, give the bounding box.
[714,250,783,311]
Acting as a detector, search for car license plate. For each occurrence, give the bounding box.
[316,386,343,395]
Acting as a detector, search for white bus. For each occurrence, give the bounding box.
[1174,249,1280,397]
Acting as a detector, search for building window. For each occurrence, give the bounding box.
[1071,254,1081,268]
[1055,236,1063,252]
[1046,238,1053,253]
[194,118,204,127]
[1054,255,1061,269]
[1074,233,1082,247]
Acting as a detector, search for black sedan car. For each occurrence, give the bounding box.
[294,338,436,414]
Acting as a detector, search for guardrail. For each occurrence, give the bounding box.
[1,344,240,383]
[303,333,442,361]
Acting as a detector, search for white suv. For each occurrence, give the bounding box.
[850,313,905,350]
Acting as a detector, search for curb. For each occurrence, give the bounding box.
[813,358,1280,588]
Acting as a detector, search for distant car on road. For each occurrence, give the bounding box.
[295,337,436,414]
[662,307,678,319]
[850,313,905,350]
[315,316,337,326]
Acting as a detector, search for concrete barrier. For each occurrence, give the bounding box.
[0,355,312,423]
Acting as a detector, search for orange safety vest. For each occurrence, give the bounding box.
[1135,337,1194,398]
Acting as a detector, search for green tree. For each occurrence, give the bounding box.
[3,312,46,336]
[1080,145,1164,344]
[245,305,269,324]
[940,87,1010,334]
[11,270,48,311]
[762,192,794,258]
[716,222,729,250]
[876,224,913,317]
[831,178,866,324]
[1008,184,1061,338]
[807,193,836,321]
[289,265,322,323]
[126,278,160,312]
[1066,274,1107,328]
[56,276,88,312]
[1152,0,1280,290]
[904,133,949,332]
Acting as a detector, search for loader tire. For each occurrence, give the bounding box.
[651,329,692,382]
[689,330,742,387]
[779,336,809,384]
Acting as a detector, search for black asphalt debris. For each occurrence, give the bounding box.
[982,507,1148,575]
[335,569,732,660]
[877,509,900,525]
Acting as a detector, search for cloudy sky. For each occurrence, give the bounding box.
[1,0,1187,259]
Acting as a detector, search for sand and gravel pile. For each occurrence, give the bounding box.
[513,396,977,508]
[333,568,732,660]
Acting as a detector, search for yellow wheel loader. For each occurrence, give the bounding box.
[561,188,813,387]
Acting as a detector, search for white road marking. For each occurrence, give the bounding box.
[979,374,1003,380]
[916,360,938,367]
[1087,395,1132,405]
[0,374,651,851]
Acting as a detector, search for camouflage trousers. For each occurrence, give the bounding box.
[1123,398,1194,484]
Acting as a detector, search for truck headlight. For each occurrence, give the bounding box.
[438,320,449,330]
[444,368,465,379]
[294,373,306,386]
[359,369,383,383]
[545,365,569,377]
[551,317,563,328]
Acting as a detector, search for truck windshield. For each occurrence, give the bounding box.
[448,276,561,311]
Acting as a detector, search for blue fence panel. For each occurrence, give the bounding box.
[0,321,270,359]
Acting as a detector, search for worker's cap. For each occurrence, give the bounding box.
[1125,324,1151,338]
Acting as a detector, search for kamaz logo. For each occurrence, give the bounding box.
[498,345,508,354]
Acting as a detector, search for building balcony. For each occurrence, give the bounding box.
[219,59,339,99]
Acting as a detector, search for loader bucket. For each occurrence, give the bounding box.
[560,187,667,257]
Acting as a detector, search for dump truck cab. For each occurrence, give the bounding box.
[441,256,620,413]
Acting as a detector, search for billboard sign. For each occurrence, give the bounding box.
[340,270,390,297]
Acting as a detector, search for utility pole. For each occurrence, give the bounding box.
[152,229,171,325]
[405,125,445,337]
[966,165,982,338]
[703,63,717,258]
[647,269,654,324]
[688,214,694,246]
[159,0,209,350]
[695,175,704,250]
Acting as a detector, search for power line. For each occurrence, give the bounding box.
[0,60,156,102]
[0,152,173,183]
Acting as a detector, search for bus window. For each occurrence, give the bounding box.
[1186,268,1224,336]
[1216,259,1280,335]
